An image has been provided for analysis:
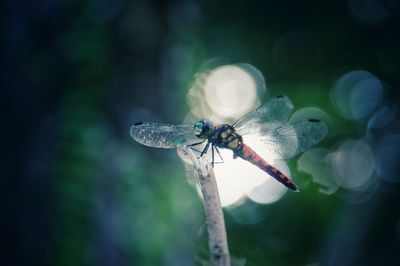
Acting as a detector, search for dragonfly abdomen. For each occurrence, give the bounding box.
[238,144,300,191]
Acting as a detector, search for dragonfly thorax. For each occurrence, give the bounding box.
[214,124,243,153]
[193,120,214,139]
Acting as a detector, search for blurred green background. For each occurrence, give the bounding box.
[2,0,400,265]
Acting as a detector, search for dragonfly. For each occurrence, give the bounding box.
[130,96,328,192]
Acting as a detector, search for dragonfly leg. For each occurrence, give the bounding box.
[188,139,206,147]
[200,141,211,157]
[210,145,224,167]
[211,144,215,167]
[214,146,224,164]
[188,146,203,154]
[187,139,206,155]
[211,144,224,167]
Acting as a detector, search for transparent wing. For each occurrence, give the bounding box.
[254,119,328,159]
[234,95,294,135]
[130,122,199,148]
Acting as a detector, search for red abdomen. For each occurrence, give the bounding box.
[237,144,300,191]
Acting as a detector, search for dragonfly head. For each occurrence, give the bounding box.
[194,120,213,138]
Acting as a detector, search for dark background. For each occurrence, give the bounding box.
[2,0,400,265]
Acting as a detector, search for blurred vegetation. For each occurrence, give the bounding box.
[2,0,400,266]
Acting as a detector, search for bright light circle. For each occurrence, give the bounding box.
[331,139,375,190]
[297,148,339,195]
[330,70,383,121]
[214,148,265,207]
[204,65,257,119]
[247,161,288,204]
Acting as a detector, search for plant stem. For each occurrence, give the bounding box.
[183,147,231,266]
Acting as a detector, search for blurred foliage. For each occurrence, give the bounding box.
[2,0,400,266]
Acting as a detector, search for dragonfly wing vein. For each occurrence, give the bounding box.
[130,122,197,148]
[235,95,294,135]
[257,119,328,159]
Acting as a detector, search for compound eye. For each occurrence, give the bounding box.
[194,121,204,135]
[194,121,203,128]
